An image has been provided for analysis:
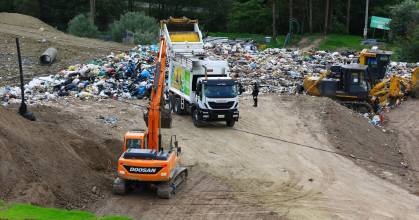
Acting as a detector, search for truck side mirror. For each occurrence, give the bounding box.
[174,140,179,148]
[177,147,182,154]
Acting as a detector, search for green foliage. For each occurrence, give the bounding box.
[68,14,99,38]
[390,0,419,62]
[228,0,271,34]
[396,25,419,62]
[15,0,41,17]
[109,12,158,44]
[318,34,363,51]
[0,203,131,220]
[330,18,346,34]
[389,0,419,38]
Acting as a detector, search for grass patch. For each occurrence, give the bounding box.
[318,34,364,51]
[208,32,300,48]
[0,203,131,220]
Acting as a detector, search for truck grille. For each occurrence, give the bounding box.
[208,101,235,109]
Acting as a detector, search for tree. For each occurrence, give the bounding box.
[308,0,313,33]
[324,0,329,34]
[16,0,41,18]
[390,0,419,62]
[272,0,277,39]
[109,12,159,44]
[389,0,418,38]
[228,0,271,34]
[289,0,293,19]
[68,14,99,38]
[346,0,351,33]
[89,0,95,25]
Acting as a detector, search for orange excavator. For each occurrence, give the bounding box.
[113,36,187,199]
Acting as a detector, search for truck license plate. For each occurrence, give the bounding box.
[218,115,225,119]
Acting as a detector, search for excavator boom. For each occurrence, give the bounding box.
[147,37,167,150]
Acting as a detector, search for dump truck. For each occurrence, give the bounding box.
[161,17,240,127]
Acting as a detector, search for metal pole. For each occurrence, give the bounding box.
[16,38,25,107]
[363,0,369,39]
[16,37,35,121]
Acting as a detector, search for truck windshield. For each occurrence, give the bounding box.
[204,84,237,98]
[126,139,142,149]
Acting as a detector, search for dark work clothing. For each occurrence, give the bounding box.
[252,84,259,107]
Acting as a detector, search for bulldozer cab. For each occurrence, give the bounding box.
[359,49,392,84]
[334,64,370,100]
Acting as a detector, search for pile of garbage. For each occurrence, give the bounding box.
[204,38,356,94]
[1,39,417,109]
[1,45,159,106]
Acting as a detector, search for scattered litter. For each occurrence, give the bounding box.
[1,40,417,115]
[100,115,118,126]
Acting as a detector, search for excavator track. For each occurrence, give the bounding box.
[112,177,127,195]
[157,167,188,199]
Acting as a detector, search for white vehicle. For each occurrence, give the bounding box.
[161,18,239,127]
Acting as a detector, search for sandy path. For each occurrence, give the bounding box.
[86,95,419,219]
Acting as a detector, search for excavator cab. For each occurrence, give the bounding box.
[359,49,392,85]
[124,132,144,150]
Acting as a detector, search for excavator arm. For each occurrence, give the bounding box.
[147,36,168,150]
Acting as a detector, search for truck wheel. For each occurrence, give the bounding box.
[226,120,235,127]
[192,109,202,127]
[173,97,184,115]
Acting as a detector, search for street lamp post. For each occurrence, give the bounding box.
[363,0,369,39]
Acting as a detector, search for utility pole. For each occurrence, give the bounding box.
[90,0,95,25]
[363,0,369,39]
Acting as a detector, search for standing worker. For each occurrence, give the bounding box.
[252,82,259,107]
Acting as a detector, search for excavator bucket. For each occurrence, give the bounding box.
[160,108,172,128]
[143,108,172,128]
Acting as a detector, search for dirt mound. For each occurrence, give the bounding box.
[384,99,419,193]
[0,13,130,87]
[293,95,408,185]
[0,106,122,209]
[0,13,56,31]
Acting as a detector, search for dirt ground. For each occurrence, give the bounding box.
[384,99,419,194]
[2,95,417,219]
[0,13,131,87]
[2,12,419,220]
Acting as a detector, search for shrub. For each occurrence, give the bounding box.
[109,12,158,44]
[68,14,99,38]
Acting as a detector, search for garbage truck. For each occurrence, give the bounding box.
[161,17,240,127]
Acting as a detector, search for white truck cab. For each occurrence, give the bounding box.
[162,17,240,127]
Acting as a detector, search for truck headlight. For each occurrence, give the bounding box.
[119,170,126,175]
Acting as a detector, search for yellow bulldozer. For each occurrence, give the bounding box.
[304,65,418,113]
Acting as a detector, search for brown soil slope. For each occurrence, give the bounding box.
[385,99,419,193]
[0,13,130,86]
[294,96,410,190]
[0,106,121,209]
